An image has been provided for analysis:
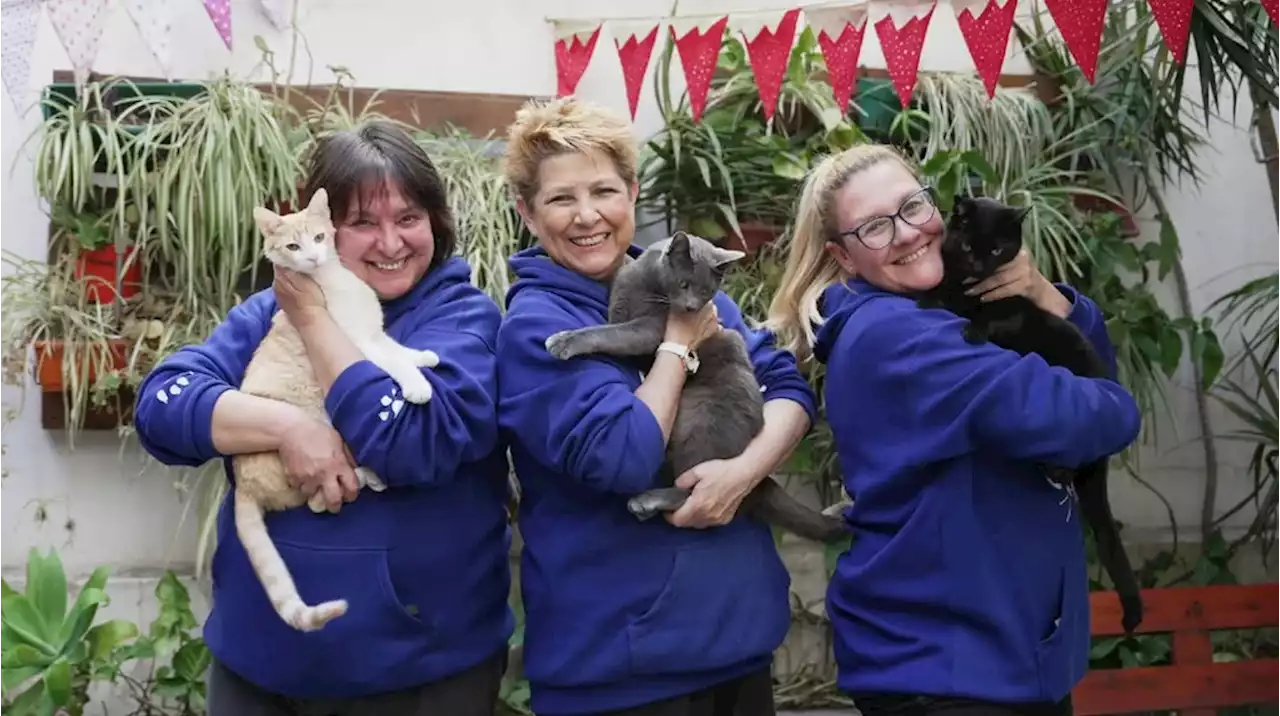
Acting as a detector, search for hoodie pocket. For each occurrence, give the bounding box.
[1034,568,1072,701]
[274,541,433,635]
[626,534,790,676]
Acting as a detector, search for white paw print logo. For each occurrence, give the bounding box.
[154,374,191,405]
[377,386,405,422]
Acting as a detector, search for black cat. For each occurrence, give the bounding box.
[917,195,1144,635]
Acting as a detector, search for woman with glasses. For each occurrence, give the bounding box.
[765,144,1140,716]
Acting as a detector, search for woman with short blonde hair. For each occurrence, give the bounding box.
[497,96,818,716]
[767,144,1141,716]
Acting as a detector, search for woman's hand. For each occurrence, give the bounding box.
[273,267,328,327]
[277,414,360,512]
[666,458,754,529]
[663,303,721,351]
[965,248,1071,318]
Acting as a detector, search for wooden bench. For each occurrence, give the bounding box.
[1074,583,1278,715]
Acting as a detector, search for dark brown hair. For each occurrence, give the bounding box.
[301,120,456,267]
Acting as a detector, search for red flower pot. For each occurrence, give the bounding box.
[74,245,142,304]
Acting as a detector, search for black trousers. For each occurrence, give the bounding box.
[573,666,776,716]
[853,693,1073,716]
[206,649,506,716]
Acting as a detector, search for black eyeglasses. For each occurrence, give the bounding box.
[833,187,938,250]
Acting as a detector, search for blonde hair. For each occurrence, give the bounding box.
[502,96,638,204]
[765,143,919,362]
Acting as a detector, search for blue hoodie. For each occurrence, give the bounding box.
[133,257,513,700]
[497,245,818,715]
[813,279,1141,705]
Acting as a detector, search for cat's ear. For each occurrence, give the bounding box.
[1014,206,1032,222]
[306,188,330,218]
[253,206,284,236]
[664,231,692,261]
[710,246,745,268]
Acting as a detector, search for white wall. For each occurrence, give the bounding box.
[3,0,1275,592]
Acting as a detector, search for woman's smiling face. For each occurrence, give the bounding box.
[334,180,435,300]
[518,148,638,282]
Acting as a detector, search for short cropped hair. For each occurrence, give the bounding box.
[502,96,638,204]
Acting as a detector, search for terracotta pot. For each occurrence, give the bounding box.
[74,245,142,304]
[33,338,129,393]
[726,221,784,256]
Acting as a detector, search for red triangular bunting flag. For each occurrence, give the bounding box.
[1045,0,1107,83]
[1148,0,1195,64]
[1264,0,1279,26]
[671,16,730,123]
[614,25,659,120]
[955,0,1016,98]
[808,3,869,114]
[739,9,800,121]
[875,3,936,109]
[553,24,601,97]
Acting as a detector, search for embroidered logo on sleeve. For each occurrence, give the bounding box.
[154,373,192,405]
[378,386,405,422]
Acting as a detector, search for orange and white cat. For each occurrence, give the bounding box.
[231,188,440,632]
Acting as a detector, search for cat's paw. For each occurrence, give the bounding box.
[307,491,328,514]
[355,467,387,492]
[544,331,581,360]
[961,323,990,344]
[411,348,440,368]
[399,376,433,405]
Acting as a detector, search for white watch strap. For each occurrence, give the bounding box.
[657,341,699,373]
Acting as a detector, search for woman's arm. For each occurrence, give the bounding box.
[845,304,1141,469]
[134,293,275,467]
[633,304,721,442]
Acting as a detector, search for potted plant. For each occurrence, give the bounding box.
[637,26,870,255]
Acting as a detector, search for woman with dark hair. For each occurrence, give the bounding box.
[133,120,513,715]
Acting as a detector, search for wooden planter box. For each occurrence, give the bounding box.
[33,338,134,431]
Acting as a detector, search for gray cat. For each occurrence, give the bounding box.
[544,231,850,542]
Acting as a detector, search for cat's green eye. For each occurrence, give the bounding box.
[313,233,324,243]
[286,243,300,251]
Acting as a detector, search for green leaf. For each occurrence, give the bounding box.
[1156,216,1180,281]
[5,679,53,716]
[24,550,67,639]
[42,658,70,707]
[686,216,724,238]
[2,645,52,669]
[918,150,956,178]
[1158,325,1183,376]
[85,619,138,661]
[1198,331,1224,389]
[1,594,55,656]
[60,566,109,647]
[172,639,212,681]
[958,150,998,185]
[1,665,42,694]
[1090,636,1121,659]
[1,580,17,599]
[770,152,807,180]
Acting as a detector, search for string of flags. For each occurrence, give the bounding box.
[0,0,295,112]
[550,0,1280,122]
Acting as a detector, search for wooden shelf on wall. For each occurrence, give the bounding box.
[50,71,540,136]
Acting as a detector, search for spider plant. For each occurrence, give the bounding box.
[421,126,528,305]
[134,76,300,313]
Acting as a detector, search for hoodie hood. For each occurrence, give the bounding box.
[505,244,645,313]
[382,255,475,324]
[814,278,888,364]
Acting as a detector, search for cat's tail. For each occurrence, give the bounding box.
[233,489,347,632]
[744,478,852,543]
